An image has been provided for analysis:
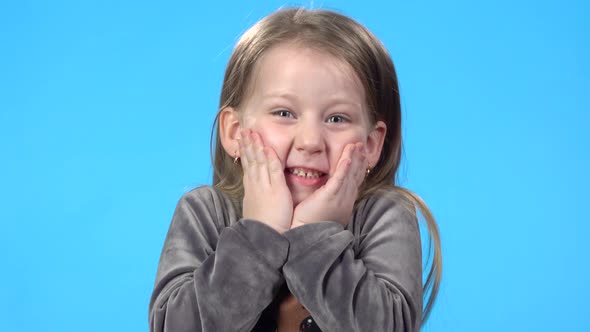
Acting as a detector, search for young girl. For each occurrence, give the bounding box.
[149,7,441,332]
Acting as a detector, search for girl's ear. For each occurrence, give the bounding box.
[366,121,387,168]
[219,107,241,158]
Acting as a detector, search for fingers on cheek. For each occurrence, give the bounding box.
[238,137,248,169]
[333,158,352,193]
[241,131,251,158]
[255,142,265,164]
[338,145,353,171]
[347,144,362,178]
[251,132,267,163]
[346,144,356,159]
[358,146,367,180]
[248,132,260,162]
[349,145,365,186]
[326,159,346,195]
[266,148,283,172]
[337,154,351,179]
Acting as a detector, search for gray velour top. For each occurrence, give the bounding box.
[149,186,422,332]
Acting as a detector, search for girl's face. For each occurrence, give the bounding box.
[236,43,386,206]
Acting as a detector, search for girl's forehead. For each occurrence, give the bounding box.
[257,43,356,75]
[247,43,365,100]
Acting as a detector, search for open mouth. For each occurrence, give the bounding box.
[286,167,326,179]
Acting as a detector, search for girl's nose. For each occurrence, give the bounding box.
[294,120,324,155]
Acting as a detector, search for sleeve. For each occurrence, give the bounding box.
[281,193,423,332]
[148,187,290,332]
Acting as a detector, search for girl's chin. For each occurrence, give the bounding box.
[291,190,313,207]
[286,174,327,206]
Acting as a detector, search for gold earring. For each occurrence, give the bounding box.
[233,150,240,164]
[366,166,372,176]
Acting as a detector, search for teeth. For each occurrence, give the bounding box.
[289,168,323,179]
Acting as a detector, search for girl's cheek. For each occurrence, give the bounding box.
[243,116,271,143]
[253,123,275,144]
[241,113,256,128]
[328,132,365,171]
[254,125,289,164]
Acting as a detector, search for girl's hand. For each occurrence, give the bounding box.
[291,143,367,228]
[240,129,293,233]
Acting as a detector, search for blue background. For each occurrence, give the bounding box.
[1,0,588,331]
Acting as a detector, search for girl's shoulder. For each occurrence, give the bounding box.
[175,185,239,229]
[180,185,230,203]
[357,186,417,218]
[351,186,419,234]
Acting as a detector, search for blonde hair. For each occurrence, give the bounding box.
[210,7,442,325]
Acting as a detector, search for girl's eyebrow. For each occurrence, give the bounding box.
[262,92,361,108]
[261,91,298,100]
[321,96,364,111]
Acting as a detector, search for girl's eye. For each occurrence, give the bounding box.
[273,110,294,118]
[327,115,348,123]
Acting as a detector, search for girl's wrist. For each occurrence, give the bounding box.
[263,222,289,234]
[290,220,307,230]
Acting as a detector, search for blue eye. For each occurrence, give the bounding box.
[327,115,348,123]
[273,110,294,118]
